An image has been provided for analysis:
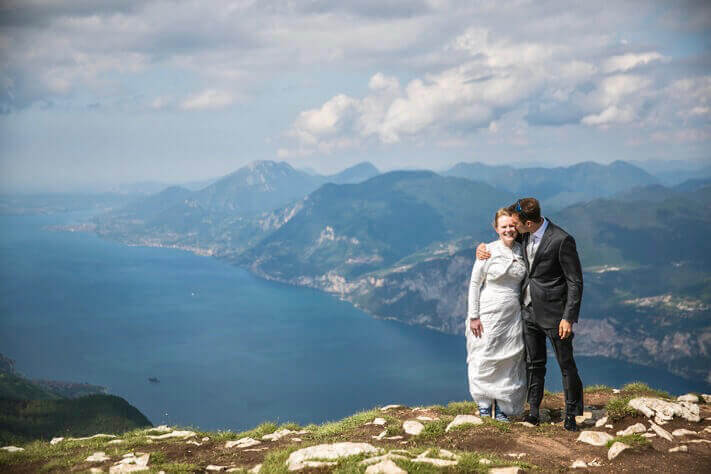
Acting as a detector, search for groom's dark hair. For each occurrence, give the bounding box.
[509,197,542,223]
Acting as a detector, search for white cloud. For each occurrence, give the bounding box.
[602,52,664,73]
[180,89,234,110]
[582,105,636,126]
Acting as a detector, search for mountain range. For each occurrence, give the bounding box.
[89,159,711,383]
[444,160,659,210]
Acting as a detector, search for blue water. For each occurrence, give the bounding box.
[1,213,709,432]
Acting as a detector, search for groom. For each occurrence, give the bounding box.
[477,197,584,431]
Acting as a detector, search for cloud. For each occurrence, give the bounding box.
[602,52,664,73]
[180,89,234,110]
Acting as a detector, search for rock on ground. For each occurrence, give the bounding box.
[286,442,380,471]
[412,457,458,467]
[677,394,699,403]
[380,405,402,411]
[649,421,674,442]
[488,467,522,474]
[576,431,614,446]
[445,414,483,432]
[595,416,608,427]
[608,442,630,460]
[570,459,588,468]
[628,397,700,422]
[672,428,697,437]
[0,446,24,452]
[365,459,407,474]
[402,420,424,435]
[669,445,689,453]
[617,423,646,436]
[146,430,195,440]
[86,452,111,462]
[225,437,261,448]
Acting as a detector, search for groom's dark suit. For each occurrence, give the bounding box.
[521,219,584,417]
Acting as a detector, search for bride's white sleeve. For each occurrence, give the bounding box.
[467,246,489,322]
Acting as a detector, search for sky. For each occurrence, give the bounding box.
[0,0,710,192]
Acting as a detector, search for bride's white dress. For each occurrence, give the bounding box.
[466,239,527,415]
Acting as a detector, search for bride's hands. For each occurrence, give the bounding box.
[470,318,483,338]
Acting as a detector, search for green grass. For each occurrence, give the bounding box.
[584,384,613,393]
[605,395,637,421]
[606,433,651,449]
[620,382,670,399]
[414,419,450,440]
[309,408,382,440]
[433,401,478,416]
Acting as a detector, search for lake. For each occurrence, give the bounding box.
[1,213,708,432]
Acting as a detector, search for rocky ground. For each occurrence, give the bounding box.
[1,384,710,473]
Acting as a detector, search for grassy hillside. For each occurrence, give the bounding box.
[0,395,152,445]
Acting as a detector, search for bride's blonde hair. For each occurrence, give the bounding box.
[493,207,512,227]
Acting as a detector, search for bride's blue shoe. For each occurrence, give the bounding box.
[478,406,492,418]
[494,404,509,422]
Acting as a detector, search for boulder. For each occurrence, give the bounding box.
[701,394,711,403]
[1,446,24,452]
[649,421,674,442]
[576,431,614,446]
[286,442,380,471]
[628,397,700,422]
[225,437,261,449]
[445,414,483,432]
[370,418,387,426]
[677,394,699,403]
[607,442,630,461]
[575,411,594,424]
[570,460,588,468]
[671,428,697,437]
[263,429,298,441]
[416,416,437,421]
[365,459,407,474]
[380,405,402,411]
[50,437,64,445]
[86,452,111,462]
[147,430,195,440]
[143,425,171,433]
[402,420,425,435]
[412,457,458,467]
[641,433,656,438]
[616,423,646,436]
[595,416,609,428]
[669,445,688,453]
[360,452,409,466]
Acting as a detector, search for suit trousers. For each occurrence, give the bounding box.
[522,311,583,417]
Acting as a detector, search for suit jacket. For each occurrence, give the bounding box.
[521,220,583,329]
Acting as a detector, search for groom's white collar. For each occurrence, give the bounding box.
[531,217,548,242]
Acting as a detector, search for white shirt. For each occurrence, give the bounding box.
[527,217,548,266]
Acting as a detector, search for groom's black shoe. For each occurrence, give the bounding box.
[523,414,539,426]
[564,415,579,432]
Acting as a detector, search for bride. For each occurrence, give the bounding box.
[466,208,527,421]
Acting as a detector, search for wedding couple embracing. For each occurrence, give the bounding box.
[466,197,584,431]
